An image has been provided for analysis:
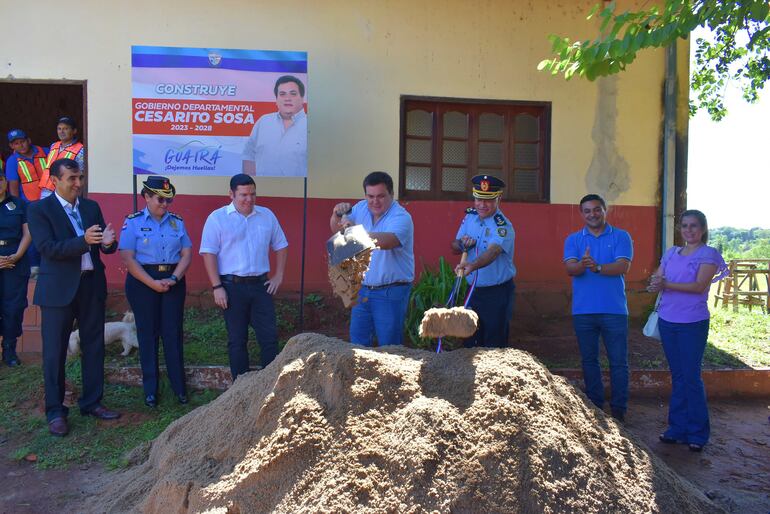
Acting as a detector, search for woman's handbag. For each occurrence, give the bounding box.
[643,293,662,340]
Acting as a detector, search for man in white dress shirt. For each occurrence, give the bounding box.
[241,75,307,177]
[200,173,288,380]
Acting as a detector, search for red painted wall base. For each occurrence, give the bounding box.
[91,193,659,295]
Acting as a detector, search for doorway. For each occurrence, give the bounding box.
[0,80,87,192]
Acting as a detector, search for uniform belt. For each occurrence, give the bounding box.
[220,273,267,284]
[0,240,18,246]
[143,264,176,272]
[364,281,411,290]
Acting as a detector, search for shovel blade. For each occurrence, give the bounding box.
[326,225,376,266]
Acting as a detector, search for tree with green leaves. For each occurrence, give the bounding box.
[538,1,770,121]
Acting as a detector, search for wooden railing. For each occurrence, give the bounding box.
[713,259,770,313]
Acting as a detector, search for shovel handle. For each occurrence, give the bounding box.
[456,251,468,278]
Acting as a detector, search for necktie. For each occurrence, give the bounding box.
[69,209,84,231]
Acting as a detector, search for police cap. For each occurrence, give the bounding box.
[471,174,505,199]
[142,176,176,198]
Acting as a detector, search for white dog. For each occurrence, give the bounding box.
[68,311,139,357]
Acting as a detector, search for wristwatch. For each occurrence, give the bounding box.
[594,264,602,274]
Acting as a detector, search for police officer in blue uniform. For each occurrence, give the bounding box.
[119,176,192,407]
[0,169,32,366]
[452,175,516,347]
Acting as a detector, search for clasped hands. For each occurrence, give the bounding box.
[647,274,664,293]
[581,247,598,273]
[0,254,20,269]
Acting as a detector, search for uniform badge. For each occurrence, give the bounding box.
[497,228,507,237]
[141,227,152,232]
[485,228,490,236]
[169,218,178,230]
[493,213,506,227]
[5,202,15,210]
[143,237,149,245]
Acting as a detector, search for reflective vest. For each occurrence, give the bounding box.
[39,141,84,192]
[15,146,47,201]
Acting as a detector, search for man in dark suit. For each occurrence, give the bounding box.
[28,158,120,437]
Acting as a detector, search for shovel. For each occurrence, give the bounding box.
[326,212,376,266]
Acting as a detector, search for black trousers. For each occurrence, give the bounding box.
[221,276,278,380]
[125,271,186,397]
[0,250,29,344]
[464,280,516,348]
[42,272,105,421]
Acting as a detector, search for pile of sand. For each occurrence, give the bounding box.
[419,307,479,338]
[328,248,372,307]
[92,334,719,513]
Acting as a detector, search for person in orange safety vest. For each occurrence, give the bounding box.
[6,129,48,202]
[38,116,85,198]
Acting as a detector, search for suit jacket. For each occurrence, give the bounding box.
[28,194,116,307]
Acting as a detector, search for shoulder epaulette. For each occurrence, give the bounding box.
[126,211,142,219]
[465,207,477,214]
[169,212,183,220]
[493,213,506,226]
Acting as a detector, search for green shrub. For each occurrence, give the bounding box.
[406,257,469,349]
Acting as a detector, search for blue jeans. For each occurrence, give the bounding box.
[572,314,629,413]
[350,283,411,346]
[659,318,710,446]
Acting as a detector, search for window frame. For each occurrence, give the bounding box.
[399,95,552,203]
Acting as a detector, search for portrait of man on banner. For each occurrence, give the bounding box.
[241,75,307,177]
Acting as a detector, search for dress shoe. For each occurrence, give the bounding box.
[688,443,704,452]
[176,394,189,405]
[83,405,121,420]
[659,434,683,444]
[48,417,69,437]
[144,395,158,408]
[4,356,21,367]
[610,408,625,422]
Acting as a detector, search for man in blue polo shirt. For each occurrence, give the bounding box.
[330,171,414,346]
[564,194,633,422]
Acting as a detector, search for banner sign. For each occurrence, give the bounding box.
[132,46,308,177]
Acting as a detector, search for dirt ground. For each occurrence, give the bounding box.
[1,397,767,513]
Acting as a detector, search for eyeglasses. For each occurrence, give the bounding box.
[155,197,173,204]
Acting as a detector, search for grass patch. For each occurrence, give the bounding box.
[706,307,770,367]
[0,362,220,470]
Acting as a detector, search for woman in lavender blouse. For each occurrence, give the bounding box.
[647,210,728,452]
